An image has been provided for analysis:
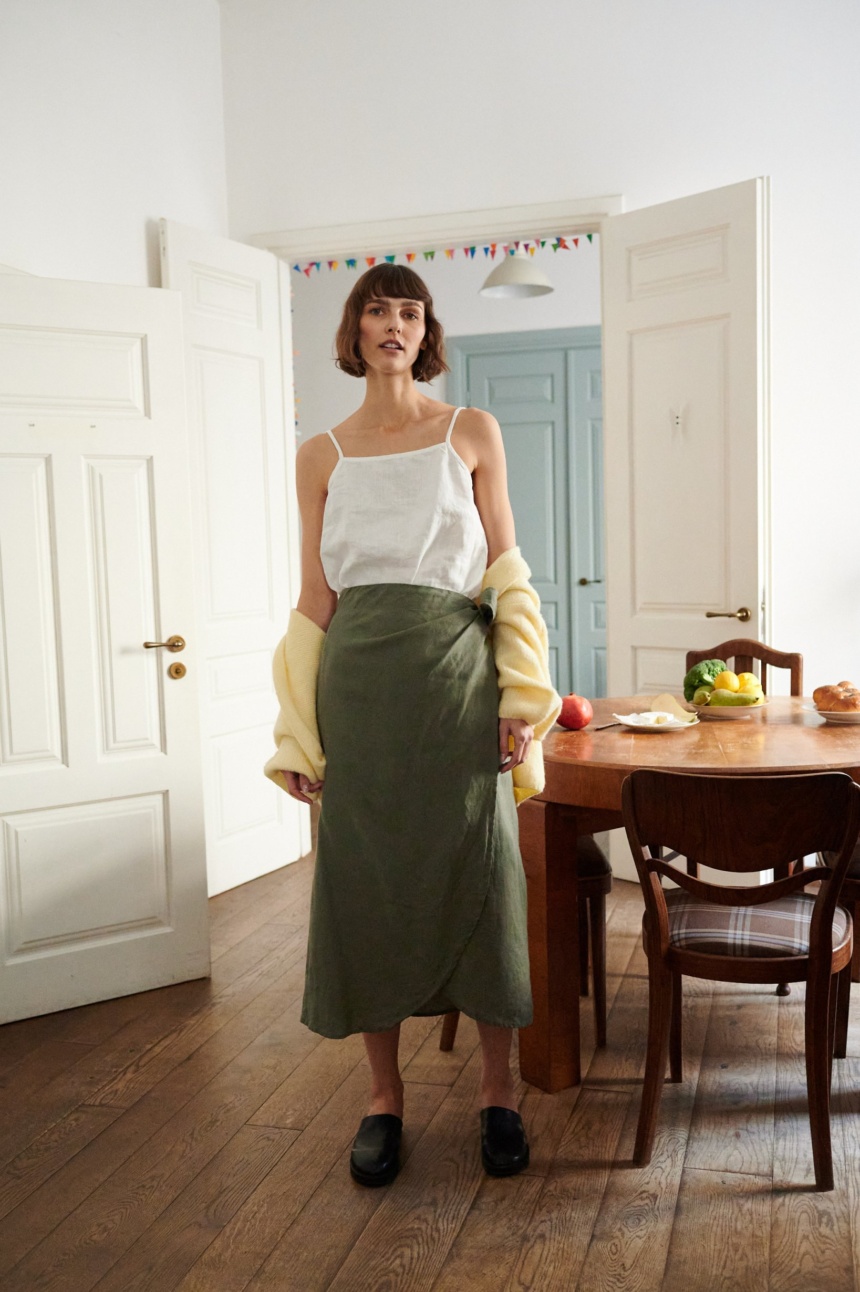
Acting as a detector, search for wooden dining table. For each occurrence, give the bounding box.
[517,694,860,1093]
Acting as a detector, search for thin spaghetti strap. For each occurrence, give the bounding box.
[445,406,464,443]
[326,429,344,459]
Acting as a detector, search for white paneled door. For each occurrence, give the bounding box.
[160,222,307,896]
[601,178,770,883]
[602,178,770,697]
[0,276,209,1023]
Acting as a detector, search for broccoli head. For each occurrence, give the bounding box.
[683,658,727,702]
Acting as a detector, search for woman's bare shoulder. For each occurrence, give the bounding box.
[452,406,504,470]
[296,432,340,488]
[456,406,500,434]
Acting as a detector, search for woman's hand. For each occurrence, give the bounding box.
[499,718,534,773]
[279,770,324,805]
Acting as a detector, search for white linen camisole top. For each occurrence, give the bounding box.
[320,407,488,600]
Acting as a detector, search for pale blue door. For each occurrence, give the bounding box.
[448,328,605,697]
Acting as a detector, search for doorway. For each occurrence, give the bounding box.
[447,327,605,697]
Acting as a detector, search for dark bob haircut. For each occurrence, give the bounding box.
[334,263,449,383]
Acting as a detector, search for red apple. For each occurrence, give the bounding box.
[558,693,594,730]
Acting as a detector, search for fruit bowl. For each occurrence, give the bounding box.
[694,698,769,720]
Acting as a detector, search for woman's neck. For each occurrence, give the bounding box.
[357,372,429,431]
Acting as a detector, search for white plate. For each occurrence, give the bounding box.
[694,699,768,720]
[612,712,699,732]
[803,703,860,725]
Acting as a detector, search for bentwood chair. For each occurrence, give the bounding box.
[685,639,805,1000]
[623,768,860,1191]
[685,638,803,698]
[440,835,612,1051]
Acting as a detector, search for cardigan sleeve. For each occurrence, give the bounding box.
[482,547,562,804]
[263,609,326,797]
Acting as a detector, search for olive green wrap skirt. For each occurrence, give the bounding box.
[301,583,533,1038]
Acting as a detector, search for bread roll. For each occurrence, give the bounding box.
[814,681,860,711]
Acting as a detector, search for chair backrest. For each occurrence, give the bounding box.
[684,638,803,696]
[622,769,860,892]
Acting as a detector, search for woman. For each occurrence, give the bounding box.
[265,263,559,1187]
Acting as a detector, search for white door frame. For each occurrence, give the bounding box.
[247,196,622,262]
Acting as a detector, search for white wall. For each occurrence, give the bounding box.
[290,237,601,443]
[220,0,860,689]
[0,0,227,287]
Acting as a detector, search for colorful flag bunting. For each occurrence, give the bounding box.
[290,232,595,276]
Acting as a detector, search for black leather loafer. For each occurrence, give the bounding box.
[349,1113,403,1187]
[480,1106,529,1177]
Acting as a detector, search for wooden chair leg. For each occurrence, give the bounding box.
[805,964,835,1191]
[579,897,590,997]
[634,960,673,1166]
[439,1010,460,1052]
[774,861,794,997]
[834,961,852,1061]
[669,972,683,1083]
[589,890,607,1047]
[852,903,860,984]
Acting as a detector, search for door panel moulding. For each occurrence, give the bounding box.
[247,196,623,262]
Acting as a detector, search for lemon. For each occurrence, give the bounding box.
[737,672,759,690]
[712,670,740,692]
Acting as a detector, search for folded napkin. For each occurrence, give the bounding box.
[482,547,562,805]
[264,609,326,799]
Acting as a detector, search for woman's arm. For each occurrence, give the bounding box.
[277,436,337,804]
[456,408,533,772]
[458,408,517,565]
[295,436,339,632]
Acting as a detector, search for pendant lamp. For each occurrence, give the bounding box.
[479,247,554,299]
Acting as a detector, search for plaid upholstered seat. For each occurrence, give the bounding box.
[665,890,851,958]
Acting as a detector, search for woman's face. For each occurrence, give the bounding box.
[358,296,426,375]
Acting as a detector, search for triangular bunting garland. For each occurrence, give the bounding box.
[292,232,593,278]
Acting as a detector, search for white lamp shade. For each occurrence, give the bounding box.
[480,248,554,298]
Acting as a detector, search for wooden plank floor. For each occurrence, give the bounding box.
[2,855,860,1291]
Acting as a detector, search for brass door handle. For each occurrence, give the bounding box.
[143,635,186,652]
[578,577,604,586]
[705,607,751,623]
